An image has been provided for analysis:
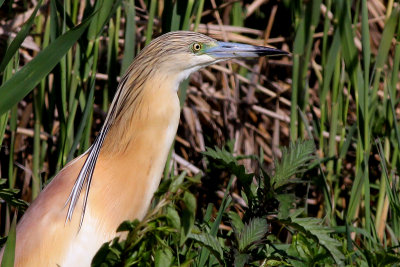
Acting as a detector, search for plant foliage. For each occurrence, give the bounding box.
[90,140,349,266]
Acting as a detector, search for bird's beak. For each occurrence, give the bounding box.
[205,41,288,59]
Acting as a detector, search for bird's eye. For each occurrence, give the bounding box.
[192,43,202,52]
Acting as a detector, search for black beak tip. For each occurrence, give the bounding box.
[260,47,290,56]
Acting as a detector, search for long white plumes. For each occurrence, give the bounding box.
[64,75,128,227]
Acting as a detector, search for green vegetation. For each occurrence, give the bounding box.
[0,0,399,266]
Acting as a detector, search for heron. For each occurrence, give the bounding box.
[2,31,287,266]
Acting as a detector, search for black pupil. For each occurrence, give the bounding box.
[194,44,200,50]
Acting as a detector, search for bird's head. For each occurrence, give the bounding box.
[135,31,288,83]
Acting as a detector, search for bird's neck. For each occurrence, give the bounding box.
[91,71,181,221]
[101,72,181,156]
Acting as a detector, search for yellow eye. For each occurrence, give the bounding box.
[192,43,202,52]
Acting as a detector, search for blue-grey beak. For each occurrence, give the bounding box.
[205,41,288,59]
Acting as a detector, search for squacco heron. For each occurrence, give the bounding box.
[3,31,287,266]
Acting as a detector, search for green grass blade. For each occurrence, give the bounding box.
[67,82,95,162]
[360,0,372,239]
[120,0,136,75]
[145,0,157,44]
[290,0,322,141]
[197,177,233,266]
[0,15,94,116]
[181,0,194,30]
[0,112,8,148]
[346,161,364,222]
[87,0,122,41]
[193,0,204,32]
[1,213,17,267]
[0,0,43,73]
[371,7,399,99]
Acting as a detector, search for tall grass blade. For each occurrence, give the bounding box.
[67,83,95,162]
[193,0,204,32]
[145,0,156,44]
[120,0,136,74]
[0,0,43,73]
[0,15,94,116]
[1,212,17,267]
[87,0,122,41]
[197,177,233,266]
[0,113,7,148]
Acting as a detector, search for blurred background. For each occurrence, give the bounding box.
[0,0,399,265]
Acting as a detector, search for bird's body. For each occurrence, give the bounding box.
[14,76,180,266]
[1,31,286,266]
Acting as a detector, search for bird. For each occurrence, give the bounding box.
[2,31,287,266]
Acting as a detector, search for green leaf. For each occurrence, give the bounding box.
[180,191,196,245]
[155,248,173,267]
[116,220,140,232]
[228,162,254,185]
[169,171,186,193]
[203,146,253,185]
[276,194,295,219]
[228,211,244,235]
[197,177,233,266]
[202,146,236,164]
[166,205,181,230]
[91,238,123,266]
[1,212,17,267]
[0,12,94,116]
[238,217,268,252]
[288,233,334,266]
[273,140,315,189]
[286,216,345,265]
[234,252,250,267]
[265,259,292,266]
[188,232,224,263]
[0,179,28,210]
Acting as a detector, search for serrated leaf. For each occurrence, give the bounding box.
[239,218,268,252]
[228,211,244,236]
[287,216,345,265]
[273,140,315,189]
[188,232,224,263]
[202,146,236,164]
